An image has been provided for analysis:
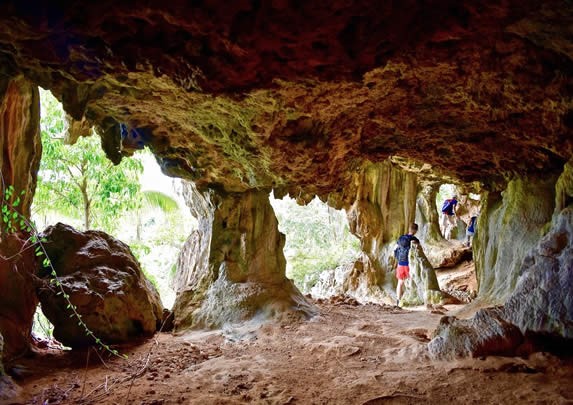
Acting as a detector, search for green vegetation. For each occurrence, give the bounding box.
[34,89,143,233]
[271,195,360,292]
[32,89,194,311]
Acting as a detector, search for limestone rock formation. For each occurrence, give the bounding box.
[0,74,41,361]
[475,176,557,303]
[308,161,418,304]
[429,165,573,359]
[0,333,22,405]
[0,2,570,197]
[428,307,524,359]
[171,181,214,298]
[36,223,163,348]
[0,0,571,353]
[503,206,573,339]
[414,184,443,245]
[173,188,315,330]
[400,243,443,306]
[0,234,38,362]
[0,74,41,221]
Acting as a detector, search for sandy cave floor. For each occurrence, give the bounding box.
[13,300,573,405]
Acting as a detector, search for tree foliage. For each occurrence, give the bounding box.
[34,89,143,233]
[271,195,360,291]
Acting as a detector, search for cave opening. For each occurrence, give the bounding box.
[270,193,360,294]
[27,89,198,348]
[0,1,572,402]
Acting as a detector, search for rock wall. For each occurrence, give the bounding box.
[429,161,573,359]
[172,181,214,297]
[311,161,419,304]
[0,234,38,361]
[0,74,41,222]
[475,176,556,303]
[0,333,21,404]
[415,184,442,245]
[0,74,41,363]
[400,243,443,306]
[173,188,315,330]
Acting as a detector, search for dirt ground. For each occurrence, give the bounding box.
[10,298,573,405]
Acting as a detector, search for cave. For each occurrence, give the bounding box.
[0,1,572,403]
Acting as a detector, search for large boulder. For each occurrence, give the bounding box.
[36,223,163,348]
[428,307,524,359]
[0,233,38,361]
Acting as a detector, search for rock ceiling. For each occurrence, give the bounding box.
[0,0,571,200]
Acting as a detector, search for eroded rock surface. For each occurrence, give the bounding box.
[0,74,41,220]
[475,176,556,303]
[429,168,573,359]
[429,307,524,359]
[0,2,570,197]
[36,223,163,348]
[0,234,38,361]
[400,244,443,306]
[0,333,21,405]
[503,206,573,339]
[173,188,315,330]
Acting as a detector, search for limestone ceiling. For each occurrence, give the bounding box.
[0,0,571,199]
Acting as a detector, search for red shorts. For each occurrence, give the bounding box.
[396,265,410,280]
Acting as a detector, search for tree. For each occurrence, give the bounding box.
[33,89,143,233]
[136,190,179,241]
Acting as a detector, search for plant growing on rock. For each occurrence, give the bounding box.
[1,177,128,359]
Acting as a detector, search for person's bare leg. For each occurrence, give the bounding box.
[396,279,403,306]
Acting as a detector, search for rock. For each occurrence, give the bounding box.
[0,3,571,196]
[475,176,557,302]
[400,243,443,306]
[0,74,42,220]
[173,187,316,330]
[429,167,573,359]
[428,307,524,359]
[36,223,163,348]
[503,206,573,339]
[423,242,472,269]
[310,260,389,304]
[415,184,443,244]
[0,233,39,361]
[0,333,22,405]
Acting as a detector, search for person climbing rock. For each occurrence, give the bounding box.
[393,222,419,307]
[465,214,477,247]
[441,195,458,240]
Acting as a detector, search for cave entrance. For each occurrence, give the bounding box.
[30,89,197,342]
[431,183,482,304]
[270,193,360,294]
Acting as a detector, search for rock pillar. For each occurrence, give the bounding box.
[415,184,443,244]
[347,161,418,271]
[0,75,41,361]
[0,75,41,222]
[173,186,315,330]
[319,161,417,303]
